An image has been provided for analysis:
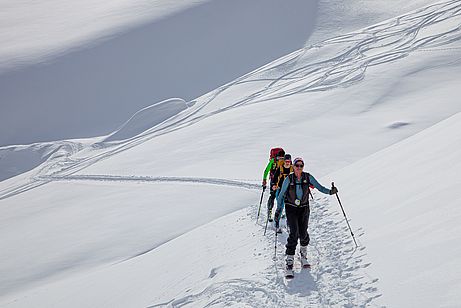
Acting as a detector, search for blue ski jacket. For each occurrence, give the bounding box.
[276,173,330,211]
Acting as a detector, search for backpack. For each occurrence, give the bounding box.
[269,147,285,181]
[270,147,285,160]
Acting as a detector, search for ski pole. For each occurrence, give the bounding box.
[256,186,266,223]
[274,229,278,258]
[264,211,270,235]
[332,182,358,248]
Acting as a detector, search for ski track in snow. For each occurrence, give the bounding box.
[150,197,381,308]
[1,0,461,201]
[41,174,261,190]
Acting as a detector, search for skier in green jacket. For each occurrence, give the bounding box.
[262,149,285,222]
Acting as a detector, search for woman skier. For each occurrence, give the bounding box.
[275,157,338,278]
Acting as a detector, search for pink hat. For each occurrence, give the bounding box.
[293,157,304,165]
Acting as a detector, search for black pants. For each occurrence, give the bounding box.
[267,184,276,213]
[285,204,310,255]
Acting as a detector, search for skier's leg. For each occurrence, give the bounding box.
[299,205,311,247]
[285,205,299,256]
[267,185,276,221]
[274,189,283,231]
[298,206,311,268]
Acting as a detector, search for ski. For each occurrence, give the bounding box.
[301,258,311,269]
[285,269,294,279]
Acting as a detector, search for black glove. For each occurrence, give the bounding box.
[274,210,281,223]
[330,186,338,195]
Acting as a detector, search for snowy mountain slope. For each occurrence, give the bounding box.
[65,0,461,179]
[328,112,461,308]
[0,0,438,147]
[1,0,461,306]
[309,0,438,44]
[0,0,317,146]
[2,111,459,307]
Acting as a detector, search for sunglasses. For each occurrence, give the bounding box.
[294,164,304,168]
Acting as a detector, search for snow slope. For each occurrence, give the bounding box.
[329,111,461,307]
[1,0,461,307]
[2,112,460,307]
[0,0,438,146]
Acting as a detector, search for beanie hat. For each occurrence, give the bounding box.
[293,157,304,165]
[284,153,292,161]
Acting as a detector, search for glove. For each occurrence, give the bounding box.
[272,185,278,191]
[274,210,281,223]
[330,186,338,195]
[262,179,267,187]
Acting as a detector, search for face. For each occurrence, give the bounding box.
[284,160,291,167]
[294,162,304,171]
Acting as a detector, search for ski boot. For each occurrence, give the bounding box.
[285,255,294,279]
[299,246,311,269]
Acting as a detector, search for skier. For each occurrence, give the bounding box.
[275,157,338,278]
[272,153,293,233]
[262,148,285,222]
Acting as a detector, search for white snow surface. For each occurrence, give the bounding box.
[1,0,461,307]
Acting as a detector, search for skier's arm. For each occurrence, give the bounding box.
[308,174,331,195]
[262,159,274,180]
[276,177,290,206]
[273,167,281,188]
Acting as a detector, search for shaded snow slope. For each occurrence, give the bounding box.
[0,140,87,182]
[328,112,461,307]
[0,0,317,146]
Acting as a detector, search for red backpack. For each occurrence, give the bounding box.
[269,147,285,180]
[270,147,285,160]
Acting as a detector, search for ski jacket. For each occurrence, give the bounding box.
[262,158,284,182]
[273,165,294,189]
[277,172,330,207]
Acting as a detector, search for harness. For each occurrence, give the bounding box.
[284,172,311,207]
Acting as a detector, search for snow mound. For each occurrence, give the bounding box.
[103,98,188,143]
[328,112,461,307]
